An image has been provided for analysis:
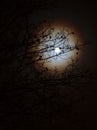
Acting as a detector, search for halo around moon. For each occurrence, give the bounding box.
[28,20,84,76]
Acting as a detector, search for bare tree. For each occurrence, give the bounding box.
[24,20,89,79]
[27,22,77,62]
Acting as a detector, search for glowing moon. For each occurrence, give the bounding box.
[28,20,83,76]
[55,47,61,54]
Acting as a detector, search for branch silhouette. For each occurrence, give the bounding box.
[27,23,80,64]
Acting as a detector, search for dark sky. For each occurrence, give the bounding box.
[0,0,97,70]
[0,0,97,129]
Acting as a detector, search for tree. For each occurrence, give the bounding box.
[26,20,89,78]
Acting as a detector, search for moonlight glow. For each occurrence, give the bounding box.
[55,47,61,54]
[28,20,83,76]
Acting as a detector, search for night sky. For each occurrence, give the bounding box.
[0,0,97,129]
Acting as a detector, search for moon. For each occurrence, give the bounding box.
[55,47,61,54]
